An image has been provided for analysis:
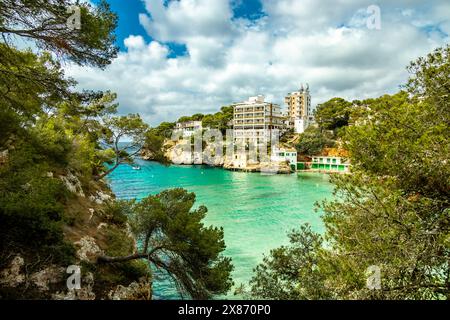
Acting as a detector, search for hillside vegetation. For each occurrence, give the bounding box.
[248,46,450,300]
[0,0,232,300]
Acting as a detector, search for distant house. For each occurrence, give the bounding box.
[174,121,202,137]
[271,148,297,164]
[271,147,297,171]
[310,156,350,172]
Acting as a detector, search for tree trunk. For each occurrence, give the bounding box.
[97,253,149,263]
[97,247,163,264]
[94,161,120,181]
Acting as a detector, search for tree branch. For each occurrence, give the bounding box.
[97,246,164,264]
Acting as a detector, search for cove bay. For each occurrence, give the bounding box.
[108,159,334,299]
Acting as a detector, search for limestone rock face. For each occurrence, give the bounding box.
[30,265,65,291]
[152,139,294,174]
[75,236,104,262]
[260,161,292,174]
[89,190,112,204]
[59,171,85,197]
[141,149,155,161]
[0,255,67,295]
[224,158,292,174]
[164,140,226,167]
[108,277,151,300]
[164,141,194,164]
[52,272,96,300]
[1,171,146,300]
[0,149,9,165]
[0,255,25,287]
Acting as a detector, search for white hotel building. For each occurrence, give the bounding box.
[174,120,203,137]
[232,95,285,144]
[285,84,314,133]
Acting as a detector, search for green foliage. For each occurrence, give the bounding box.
[67,136,97,179]
[0,0,162,300]
[314,97,353,130]
[0,145,76,266]
[29,116,74,166]
[201,106,234,133]
[94,259,149,294]
[280,128,295,143]
[104,225,135,258]
[149,122,176,138]
[174,106,233,133]
[295,97,352,155]
[295,127,336,155]
[126,188,234,299]
[104,200,132,227]
[96,113,149,179]
[102,114,149,144]
[406,45,450,120]
[178,113,204,122]
[144,131,168,163]
[95,225,149,290]
[251,45,450,300]
[249,224,332,300]
[319,47,450,298]
[145,106,234,165]
[0,0,118,68]
[0,45,71,143]
[0,172,65,247]
[320,172,449,299]
[345,91,449,196]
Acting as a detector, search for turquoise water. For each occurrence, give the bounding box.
[107,159,334,299]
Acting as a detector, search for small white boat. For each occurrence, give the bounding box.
[132,166,141,170]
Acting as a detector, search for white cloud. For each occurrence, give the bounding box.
[139,0,234,42]
[65,0,450,125]
[123,35,145,49]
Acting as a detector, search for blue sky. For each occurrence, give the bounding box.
[95,0,265,54]
[92,0,150,51]
[71,0,450,125]
[89,0,146,49]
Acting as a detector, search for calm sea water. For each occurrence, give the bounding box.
[107,158,334,299]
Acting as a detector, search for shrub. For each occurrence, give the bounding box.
[104,200,132,227]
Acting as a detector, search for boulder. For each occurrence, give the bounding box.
[108,277,151,300]
[60,171,85,197]
[0,255,25,287]
[75,236,103,262]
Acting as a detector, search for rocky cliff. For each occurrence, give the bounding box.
[159,139,292,174]
[0,171,151,300]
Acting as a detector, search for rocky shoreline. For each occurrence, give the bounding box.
[141,140,293,174]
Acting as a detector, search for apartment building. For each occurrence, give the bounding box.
[285,84,313,133]
[174,120,202,137]
[232,95,285,144]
